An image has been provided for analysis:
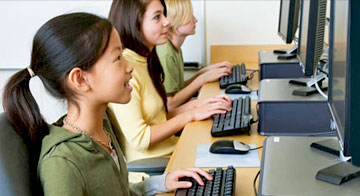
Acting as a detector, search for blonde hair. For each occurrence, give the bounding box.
[165,0,193,36]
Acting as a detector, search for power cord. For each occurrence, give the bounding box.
[246,69,259,80]
[253,170,261,196]
[250,103,260,124]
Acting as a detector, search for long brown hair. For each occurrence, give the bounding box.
[2,13,113,193]
[109,0,168,112]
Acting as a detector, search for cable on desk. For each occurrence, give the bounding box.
[246,69,259,80]
[251,103,260,123]
[253,170,261,196]
[249,146,263,151]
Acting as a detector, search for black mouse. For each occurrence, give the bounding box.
[225,84,251,94]
[209,139,250,154]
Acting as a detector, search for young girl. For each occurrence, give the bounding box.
[2,12,211,195]
[156,0,234,110]
[108,0,232,163]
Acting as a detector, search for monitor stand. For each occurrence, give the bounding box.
[311,139,360,185]
[258,49,307,80]
[289,72,328,96]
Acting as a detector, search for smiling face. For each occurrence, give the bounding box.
[87,28,133,105]
[141,0,170,50]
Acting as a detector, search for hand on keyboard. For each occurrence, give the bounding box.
[165,168,213,191]
[175,166,236,196]
[201,61,233,75]
[186,96,232,122]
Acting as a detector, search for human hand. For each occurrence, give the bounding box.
[188,95,232,121]
[165,168,213,191]
[202,61,233,74]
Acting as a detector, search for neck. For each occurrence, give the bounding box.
[169,34,186,51]
[65,100,107,138]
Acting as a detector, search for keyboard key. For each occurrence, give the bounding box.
[211,97,252,136]
[219,64,248,88]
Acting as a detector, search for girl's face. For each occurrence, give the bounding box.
[177,15,198,36]
[141,0,170,50]
[87,28,133,105]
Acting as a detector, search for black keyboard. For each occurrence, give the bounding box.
[219,64,247,89]
[211,96,252,137]
[175,166,236,196]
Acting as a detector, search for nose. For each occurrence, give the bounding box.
[125,59,133,74]
[193,16,198,23]
[163,17,170,27]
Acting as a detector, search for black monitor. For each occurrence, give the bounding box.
[313,0,360,185]
[297,0,327,76]
[278,0,300,44]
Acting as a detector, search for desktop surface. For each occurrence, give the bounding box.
[157,45,291,196]
[259,136,360,196]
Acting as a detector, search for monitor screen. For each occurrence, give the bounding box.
[297,0,327,76]
[328,0,350,156]
[278,0,300,44]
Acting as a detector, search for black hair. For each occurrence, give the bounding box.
[2,12,113,193]
[109,0,168,112]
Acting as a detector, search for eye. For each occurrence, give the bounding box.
[153,15,160,20]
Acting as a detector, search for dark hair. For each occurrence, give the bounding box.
[109,0,168,112]
[2,12,113,191]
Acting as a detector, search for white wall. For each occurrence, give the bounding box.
[0,0,286,122]
[204,0,284,64]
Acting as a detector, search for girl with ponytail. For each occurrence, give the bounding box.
[2,12,212,195]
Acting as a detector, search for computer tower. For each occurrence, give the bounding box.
[257,79,333,136]
[259,50,308,80]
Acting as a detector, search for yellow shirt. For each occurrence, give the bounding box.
[108,49,178,162]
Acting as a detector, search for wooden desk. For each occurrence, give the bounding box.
[158,45,291,196]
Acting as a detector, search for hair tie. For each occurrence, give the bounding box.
[27,66,36,78]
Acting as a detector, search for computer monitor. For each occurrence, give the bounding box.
[297,0,327,76]
[314,0,360,185]
[278,0,300,44]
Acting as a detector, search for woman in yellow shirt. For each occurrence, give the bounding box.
[108,0,232,162]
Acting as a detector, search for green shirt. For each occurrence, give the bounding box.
[156,41,185,96]
[38,115,168,196]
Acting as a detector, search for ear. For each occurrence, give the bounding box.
[67,67,91,92]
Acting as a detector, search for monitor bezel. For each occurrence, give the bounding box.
[278,0,300,44]
[327,0,352,156]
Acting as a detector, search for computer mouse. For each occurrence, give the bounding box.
[209,139,250,154]
[225,84,251,94]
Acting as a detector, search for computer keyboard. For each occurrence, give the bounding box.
[219,63,247,89]
[175,166,236,196]
[211,96,252,137]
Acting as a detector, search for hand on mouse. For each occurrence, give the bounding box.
[165,168,213,191]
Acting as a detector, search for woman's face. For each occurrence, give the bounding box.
[87,28,133,105]
[177,15,198,36]
[141,0,170,50]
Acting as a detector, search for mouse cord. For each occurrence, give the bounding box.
[249,146,263,151]
[253,170,261,196]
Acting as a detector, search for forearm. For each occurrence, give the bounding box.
[167,76,204,111]
[150,112,193,145]
[168,100,198,119]
[184,70,202,86]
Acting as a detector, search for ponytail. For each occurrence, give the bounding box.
[2,67,48,194]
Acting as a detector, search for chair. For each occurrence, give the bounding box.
[126,157,169,176]
[0,112,32,196]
